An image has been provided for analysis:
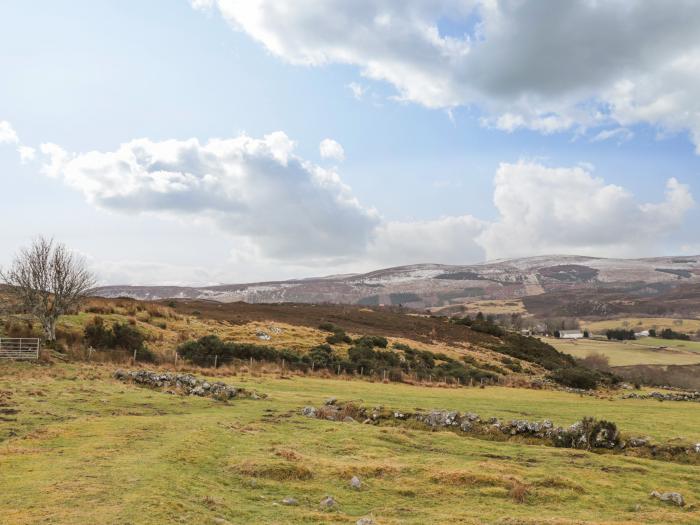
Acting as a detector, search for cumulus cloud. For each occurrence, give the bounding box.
[38,130,694,275]
[477,161,694,259]
[197,1,700,150]
[39,132,379,260]
[319,138,345,161]
[0,121,19,144]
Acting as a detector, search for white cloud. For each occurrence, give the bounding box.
[0,120,19,144]
[590,127,634,144]
[347,82,367,100]
[198,1,700,151]
[39,132,378,261]
[38,130,694,279]
[319,138,345,161]
[17,145,36,163]
[476,161,694,260]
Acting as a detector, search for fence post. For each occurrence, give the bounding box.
[133,349,137,363]
[88,347,93,361]
[337,364,341,375]
[250,356,253,369]
[360,366,363,376]
[214,355,218,368]
[383,369,387,381]
[311,361,315,371]
[175,352,178,365]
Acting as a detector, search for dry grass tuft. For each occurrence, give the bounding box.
[235,461,313,481]
[508,480,531,504]
[431,470,504,487]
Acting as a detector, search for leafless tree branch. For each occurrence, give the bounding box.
[0,237,96,341]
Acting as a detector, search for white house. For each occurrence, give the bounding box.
[559,330,584,340]
[635,330,650,338]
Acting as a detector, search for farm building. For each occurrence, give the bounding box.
[559,330,584,340]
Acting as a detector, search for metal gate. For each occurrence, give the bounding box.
[0,338,40,359]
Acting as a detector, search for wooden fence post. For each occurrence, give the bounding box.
[214,355,218,368]
[133,349,137,363]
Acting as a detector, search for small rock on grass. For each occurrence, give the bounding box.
[281,497,298,506]
[650,490,685,507]
[319,495,337,509]
[350,476,362,490]
[356,518,374,525]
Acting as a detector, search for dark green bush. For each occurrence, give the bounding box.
[606,328,635,340]
[549,367,600,390]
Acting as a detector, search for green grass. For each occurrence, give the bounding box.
[545,337,700,366]
[1,362,699,524]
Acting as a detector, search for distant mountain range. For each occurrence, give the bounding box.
[92,255,700,316]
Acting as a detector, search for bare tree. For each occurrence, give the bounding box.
[0,237,96,341]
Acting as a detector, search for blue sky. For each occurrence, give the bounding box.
[2,1,700,285]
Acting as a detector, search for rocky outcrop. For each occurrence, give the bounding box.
[113,369,264,400]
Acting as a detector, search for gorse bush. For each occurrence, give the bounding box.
[84,316,153,361]
[175,332,499,383]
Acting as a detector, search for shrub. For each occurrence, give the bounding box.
[355,335,388,348]
[659,328,690,340]
[549,367,600,390]
[84,316,112,348]
[325,331,352,345]
[492,334,576,371]
[318,322,338,332]
[606,328,635,341]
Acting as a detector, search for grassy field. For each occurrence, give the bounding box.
[582,317,700,335]
[545,337,700,366]
[1,361,699,524]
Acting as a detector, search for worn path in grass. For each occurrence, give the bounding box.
[1,362,699,524]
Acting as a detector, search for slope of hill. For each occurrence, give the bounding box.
[92,255,700,314]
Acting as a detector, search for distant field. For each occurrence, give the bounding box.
[432,299,527,316]
[582,317,700,334]
[544,336,700,366]
[1,362,699,524]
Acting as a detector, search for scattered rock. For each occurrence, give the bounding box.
[303,401,621,450]
[624,391,700,402]
[650,490,685,507]
[113,369,263,400]
[319,495,337,509]
[324,397,337,406]
[356,518,374,525]
[281,497,298,506]
[350,476,362,490]
[301,406,317,417]
[212,518,232,525]
[626,437,650,448]
[343,416,356,423]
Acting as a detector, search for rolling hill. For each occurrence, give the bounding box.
[92,255,700,316]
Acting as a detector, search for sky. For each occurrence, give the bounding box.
[2,0,700,286]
